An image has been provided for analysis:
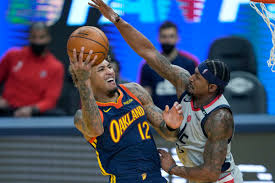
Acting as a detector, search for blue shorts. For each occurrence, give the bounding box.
[110,171,167,183]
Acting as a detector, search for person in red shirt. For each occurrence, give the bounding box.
[0,22,64,117]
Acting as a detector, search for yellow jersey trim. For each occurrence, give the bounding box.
[90,142,116,183]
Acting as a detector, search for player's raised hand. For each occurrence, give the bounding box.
[70,46,97,82]
[162,102,183,130]
[88,0,118,23]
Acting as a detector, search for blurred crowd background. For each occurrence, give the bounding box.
[0,0,274,117]
[0,0,274,183]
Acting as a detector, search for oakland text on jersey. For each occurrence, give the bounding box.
[109,105,145,143]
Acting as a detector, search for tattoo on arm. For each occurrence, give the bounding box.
[154,51,191,97]
[159,120,179,141]
[125,82,178,141]
[114,19,189,97]
[170,109,233,182]
[203,108,233,172]
[77,80,103,137]
[74,109,85,133]
[146,105,179,141]
[154,51,174,77]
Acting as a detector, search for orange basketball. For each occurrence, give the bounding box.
[67,26,109,65]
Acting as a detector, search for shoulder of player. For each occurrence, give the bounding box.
[204,108,234,140]
[122,82,143,93]
[122,82,152,105]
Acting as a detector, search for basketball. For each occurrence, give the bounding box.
[67,26,109,65]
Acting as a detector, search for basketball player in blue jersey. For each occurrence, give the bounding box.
[89,0,243,182]
[69,46,184,183]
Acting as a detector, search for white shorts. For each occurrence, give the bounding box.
[187,165,243,183]
[216,166,243,183]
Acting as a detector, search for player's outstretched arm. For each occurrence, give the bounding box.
[88,0,190,98]
[123,83,183,142]
[70,47,104,138]
[159,108,233,182]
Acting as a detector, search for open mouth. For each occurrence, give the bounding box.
[106,78,116,85]
[107,78,114,82]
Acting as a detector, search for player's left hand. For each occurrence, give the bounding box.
[70,47,97,83]
[163,101,183,130]
[14,106,33,118]
[88,0,119,24]
[158,149,177,173]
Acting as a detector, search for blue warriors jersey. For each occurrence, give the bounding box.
[88,84,167,183]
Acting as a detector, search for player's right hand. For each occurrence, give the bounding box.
[162,102,183,130]
[70,46,97,82]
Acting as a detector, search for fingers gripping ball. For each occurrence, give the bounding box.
[67,26,109,65]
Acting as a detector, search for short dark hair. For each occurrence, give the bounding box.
[204,59,230,95]
[106,55,112,62]
[158,21,178,33]
[110,57,120,72]
[29,22,50,35]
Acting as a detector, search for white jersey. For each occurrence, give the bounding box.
[176,91,243,183]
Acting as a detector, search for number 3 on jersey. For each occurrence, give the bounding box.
[138,121,151,140]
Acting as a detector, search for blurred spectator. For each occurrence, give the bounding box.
[139,21,199,109]
[0,22,64,117]
[109,56,129,84]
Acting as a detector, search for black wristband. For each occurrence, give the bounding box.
[166,124,177,131]
[168,164,177,175]
[115,13,120,23]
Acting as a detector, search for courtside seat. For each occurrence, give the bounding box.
[224,71,267,114]
[208,36,257,75]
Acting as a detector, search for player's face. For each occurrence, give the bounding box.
[159,28,178,45]
[187,68,209,96]
[91,60,117,93]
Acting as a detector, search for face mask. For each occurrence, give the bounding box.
[30,43,48,56]
[161,43,175,55]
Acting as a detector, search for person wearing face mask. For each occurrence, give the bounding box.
[139,21,199,110]
[0,22,64,117]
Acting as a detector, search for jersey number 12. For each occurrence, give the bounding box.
[138,121,151,140]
